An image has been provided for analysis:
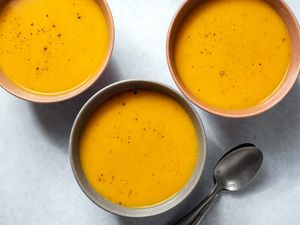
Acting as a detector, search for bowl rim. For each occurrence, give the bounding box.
[166,0,300,118]
[69,79,207,217]
[0,0,115,103]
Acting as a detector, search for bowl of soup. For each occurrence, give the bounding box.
[167,0,300,118]
[0,0,114,103]
[70,80,207,217]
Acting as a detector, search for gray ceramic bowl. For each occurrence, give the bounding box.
[69,80,207,217]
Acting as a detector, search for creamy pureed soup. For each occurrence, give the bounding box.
[80,90,199,207]
[174,0,291,110]
[0,0,109,95]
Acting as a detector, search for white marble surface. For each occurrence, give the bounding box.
[1,0,300,224]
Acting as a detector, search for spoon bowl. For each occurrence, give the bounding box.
[215,144,263,191]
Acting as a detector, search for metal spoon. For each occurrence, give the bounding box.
[176,143,263,225]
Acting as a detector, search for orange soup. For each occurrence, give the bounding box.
[0,0,109,95]
[174,0,291,110]
[80,89,199,207]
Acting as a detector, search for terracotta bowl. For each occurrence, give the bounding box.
[70,80,207,217]
[0,0,114,103]
[166,0,300,118]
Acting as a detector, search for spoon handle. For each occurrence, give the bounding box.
[176,184,221,225]
[189,195,218,225]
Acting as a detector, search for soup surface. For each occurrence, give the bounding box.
[174,0,291,110]
[0,0,109,95]
[80,89,199,207]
